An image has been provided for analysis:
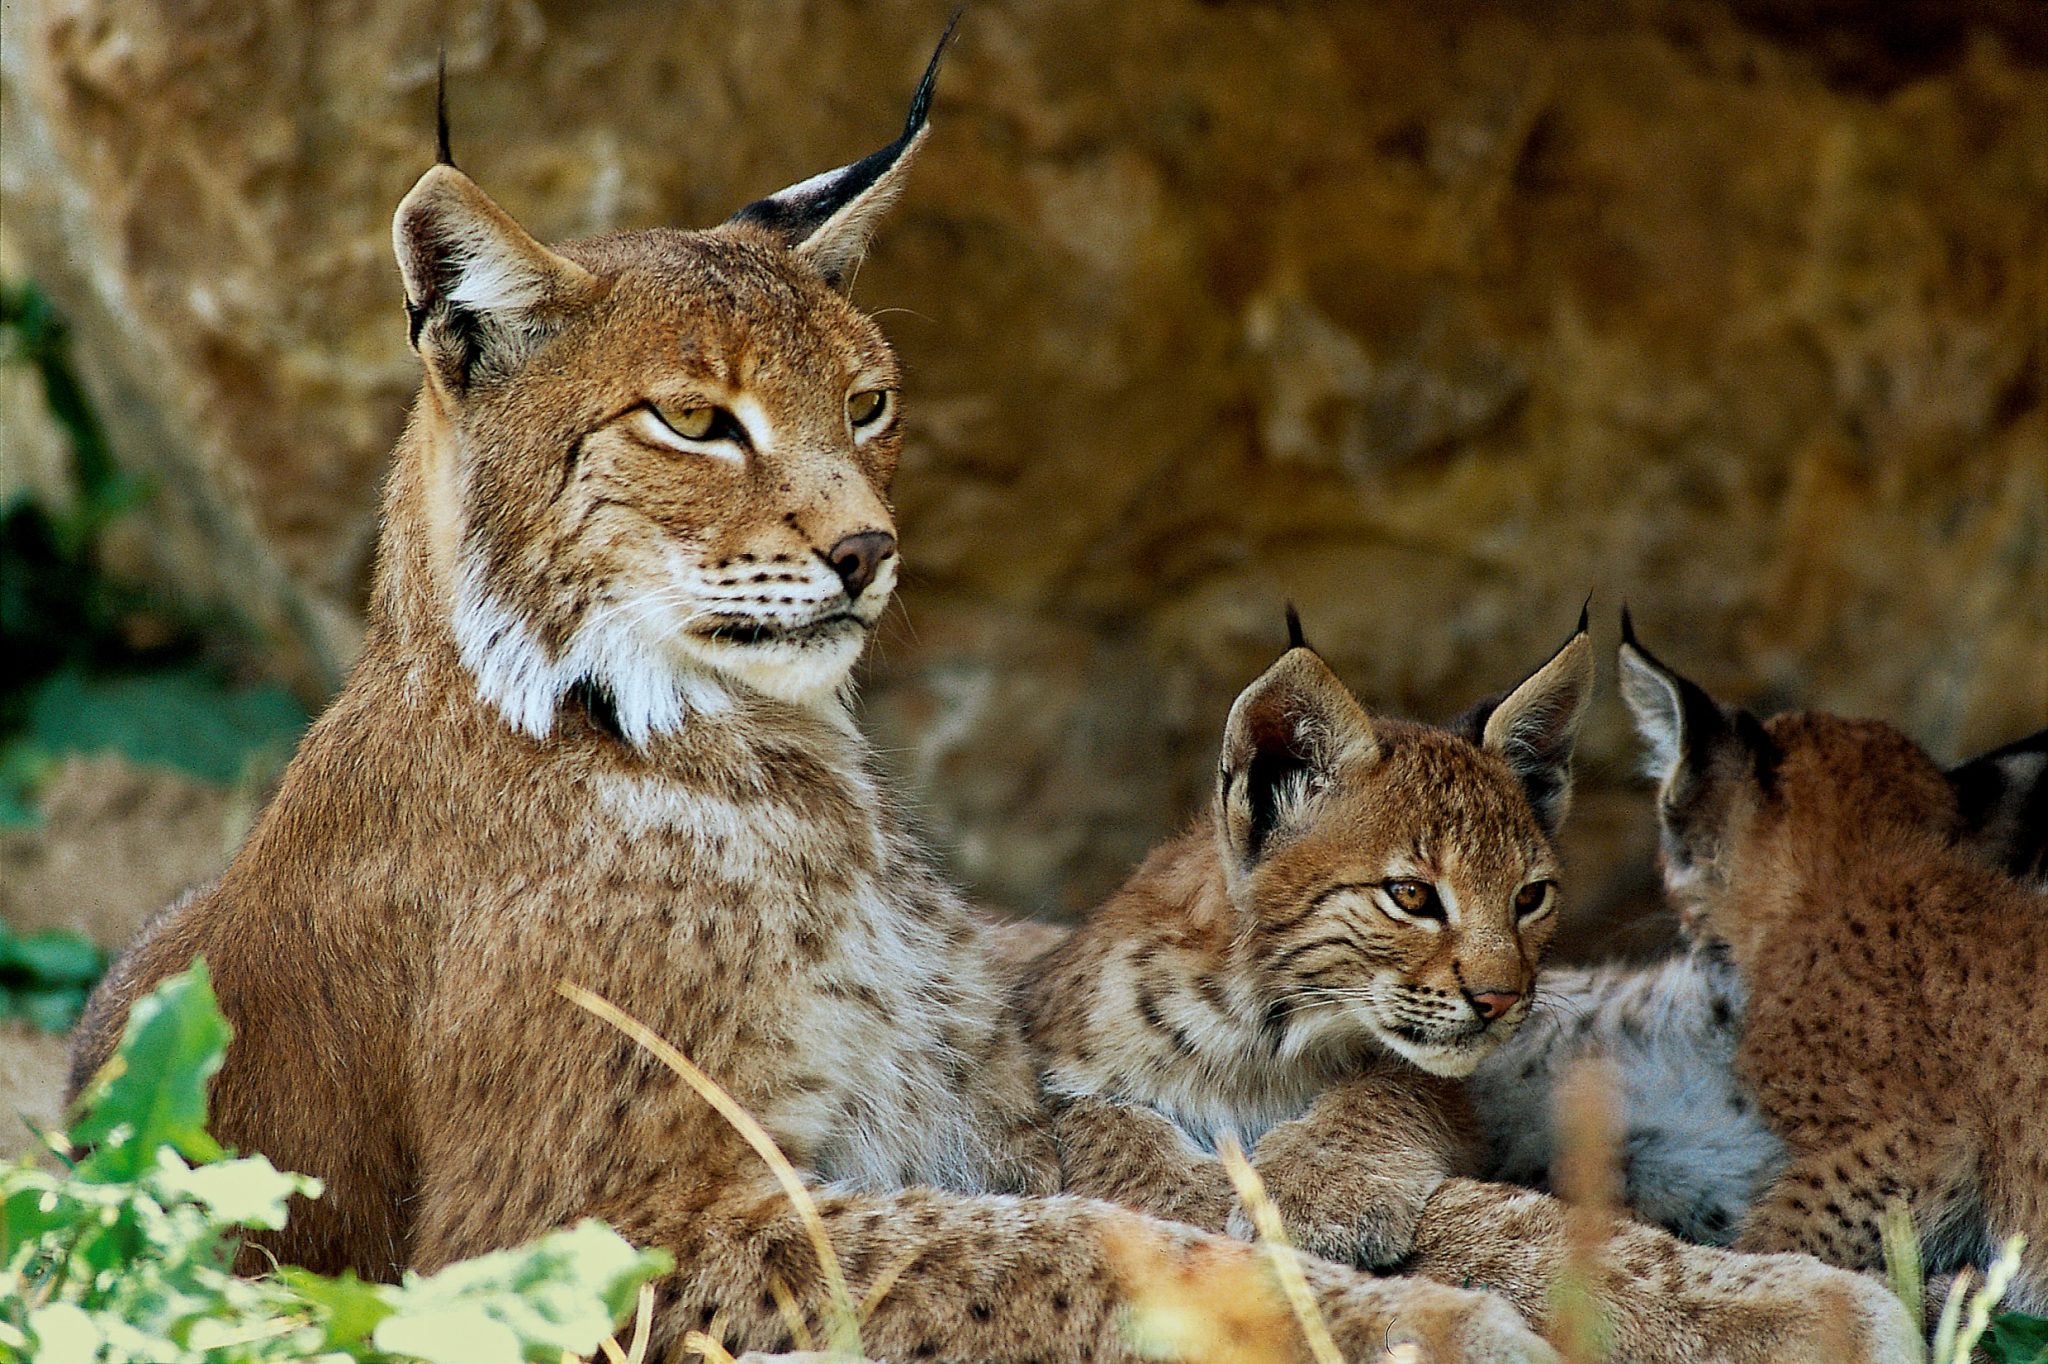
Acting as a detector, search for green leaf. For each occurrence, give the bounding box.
[0,929,105,986]
[373,1302,526,1364]
[152,1152,320,1232]
[69,961,228,1180]
[379,1220,670,1362]
[279,1267,396,1350]
[23,1302,99,1364]
[12,986,89,1034]
[1986,1311,2048,1364]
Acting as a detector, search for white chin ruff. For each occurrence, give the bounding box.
[452,567,874,744]
[681,628,868,707]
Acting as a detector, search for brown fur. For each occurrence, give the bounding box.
[67,64,1555,1363]
[1020,634,1918,1361]
[1621,628,2048,1314]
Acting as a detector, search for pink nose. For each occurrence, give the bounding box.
[1469,991,1522,1022]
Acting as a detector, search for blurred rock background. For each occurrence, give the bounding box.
[3,0,2044,1029]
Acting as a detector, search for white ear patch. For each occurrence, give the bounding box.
[1619,646,1686,783]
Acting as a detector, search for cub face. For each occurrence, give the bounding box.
[1214,616,1594,1077]
[390,40,949,741]
[1617,610,2048,946]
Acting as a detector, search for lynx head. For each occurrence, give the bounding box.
[1618,610,2048,948]
[386,28,958,744]
[1212,609,1595,1077]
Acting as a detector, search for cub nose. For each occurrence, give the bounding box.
[824,530,896,601]
[1467,990,1522,1023]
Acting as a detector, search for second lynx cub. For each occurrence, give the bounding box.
[1020,615,1916,1363]
[1619,614,2048,1314]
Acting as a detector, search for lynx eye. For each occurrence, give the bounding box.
[847,389,892,430]
[1515,880,1557,919]
[1380,879,1446,922]
[654,403,719,441]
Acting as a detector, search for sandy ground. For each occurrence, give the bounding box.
[0,754,251,1160]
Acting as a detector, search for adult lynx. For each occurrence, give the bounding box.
[71,33,1548,1364]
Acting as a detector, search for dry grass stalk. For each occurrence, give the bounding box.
[557,981,863,1358]
[683,1309,736,1363]
[1550,1058,1621,1364]
[1932,1234,2027,1364]
[1215,1135,1344,1364]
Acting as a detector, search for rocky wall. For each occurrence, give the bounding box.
[4,0,2044,953]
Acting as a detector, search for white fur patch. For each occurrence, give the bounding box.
[1470,950,1783,1245]
[450,556,732,747]
[1618,646,1686,783]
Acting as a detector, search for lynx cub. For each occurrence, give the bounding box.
[69,33,1554,1364]
[1469,723,2045,1250]
[1619,613,2048,1314]
[1020,617,1917,1363]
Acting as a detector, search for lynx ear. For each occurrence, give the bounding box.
[1617,609,1773,799]
[1477,609,1595,836]
[393,165,599,390]
[727,16,958,290]
[1947,728,2048,885]
[1218,644,1376,866]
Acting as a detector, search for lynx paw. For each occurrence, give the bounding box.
[1227,1172,1440,1270]
[1323,1278,1557,1364]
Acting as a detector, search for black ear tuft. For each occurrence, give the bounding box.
[727,16,960,289]
[1576,592,1592,638]
[1284,602,1308,651]
[1478,618,1595,837]
[1617,613,1730,785]
[435,49,455,168]
[1948,728,2048,884]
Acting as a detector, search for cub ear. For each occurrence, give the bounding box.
[1218,643,1376,866]
[1616,608,1773,802]
[1474,609,1595,837]
[393,165,600,391]
[1946,729,2048,885]
[726,16,958,290]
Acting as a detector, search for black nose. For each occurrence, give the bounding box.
[825,530,896,601]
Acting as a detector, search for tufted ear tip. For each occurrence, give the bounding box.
[1284,602,1308,651]
[725,15,962,290]
[1479,616,1596,837]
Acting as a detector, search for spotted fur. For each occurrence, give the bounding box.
[1019,626,1917,1361]
[66,38,1556,1364]
[1620,620,2048,1314]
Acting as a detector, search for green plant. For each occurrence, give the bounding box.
[0,961,669,1363]
[0,280,311,829]
[0,923,105,1033]
[1882,1200,2044,1364]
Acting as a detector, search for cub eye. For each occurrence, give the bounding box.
[1382,879,1445,921]
[848,389,892,429]
[1514,880,1556,918]
[653,403,721,442]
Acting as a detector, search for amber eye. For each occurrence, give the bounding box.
[1514,880,1555,918]
[848,389,891,429]
[1382,879,1445,920]
[652,403,720,441]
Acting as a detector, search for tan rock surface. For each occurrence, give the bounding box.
[4,1,2044,942]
